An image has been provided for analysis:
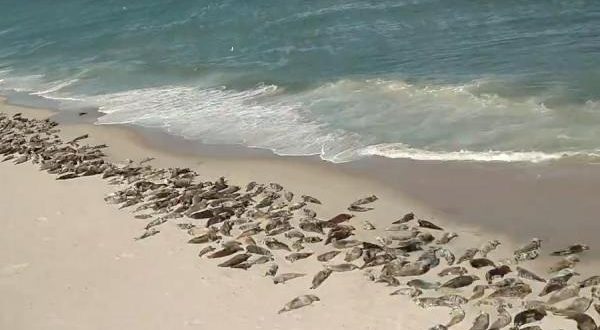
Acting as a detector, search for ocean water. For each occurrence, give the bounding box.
[1,0,600,162]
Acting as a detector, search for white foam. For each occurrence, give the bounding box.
[358,143,600,163]
[89,78,600,164]
[93,84,363,160]
[31,78,80,96]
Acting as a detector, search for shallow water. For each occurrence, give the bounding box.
[2,0,600,162]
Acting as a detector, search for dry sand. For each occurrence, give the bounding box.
[0,99,597,330]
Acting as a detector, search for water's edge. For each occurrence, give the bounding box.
[5,93,600,259]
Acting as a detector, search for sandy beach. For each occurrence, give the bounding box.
[1,98,599,330]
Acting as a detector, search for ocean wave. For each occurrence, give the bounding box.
[357,143,600,163]
[31,78,80,96]
[3,71,600,164]
[89,78,600,164]
[93,84,364,160]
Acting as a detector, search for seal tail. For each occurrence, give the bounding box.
[277,308,287,314]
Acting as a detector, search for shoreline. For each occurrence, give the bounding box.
[1,97,599,330]
[7,95,600,257]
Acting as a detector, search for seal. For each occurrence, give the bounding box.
[218,253,251,267]
[362,220,376,230]
[436,232,458,245]
[469,285,488,301]
[436,248,455,265]
[145,217,167,230]
[445,307,465,328]
[230,262,252,270]
[470,258,495,269]
[548,255,579,273]
[407,279,440,290]
[134,228,159,240]
[551,244,590,256]
[241,236,257,246]
[273,273,306,284]
[332,239,362,249]
[486,265,512,283]
[436,294,469,307]
[550,297,592,315]
[392,212,414,224]
[325,226,355,244]
[291,239,304,251]
[438,266,468,277]
[326,213,354,225]
[580,275,600,288]
[269,182,283,192]
[441,275,480,289]
[198,245,216,258]
[376,274,400,286]
[284,229,305,240]
[265,263,278,277]
[514,249,540,262]
[514,238,542,256]
[539,268,578,296]
[489,283,532,299]
[245,181,257,192]
[302,236,323,244]
[351,195,378,206]
[344,247,363,262]
[285,252,313,263]
[390,287,422,297]
[284,191,294,202]
[468,312,489,330]
[513,308,546,328]
[278,294,320,314]
[303,208,317,218]
[288,201,306,211]
[457,248,479,264]
[246,244,273,256]
[219,220,233,236]
[385,225,409,231]
[348,205,373,212]
[428,325,447,330]
[516,267,546,283]
[392,261,430,277]
[264,237,291,251]
[248,255,273,265]
[310,269,333,289]
[519,327,542,330]
[488,305,510,330]
[479,240,501,257]
[207,245,243,259]
[317,250,341,262]
[418,219,443,230]
[547,284,580,305]
[299,221,324,235]
[566,313,597,330]
[325,263,359,272]
[301,195,321,204]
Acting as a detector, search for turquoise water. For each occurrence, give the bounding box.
[1,0,600,162]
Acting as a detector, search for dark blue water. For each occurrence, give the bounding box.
[1,0,600,162]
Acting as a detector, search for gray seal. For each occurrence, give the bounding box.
[273,273,306,284]
[278,294,320,314]
[468,312,489,330]
[310,269,333,289]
